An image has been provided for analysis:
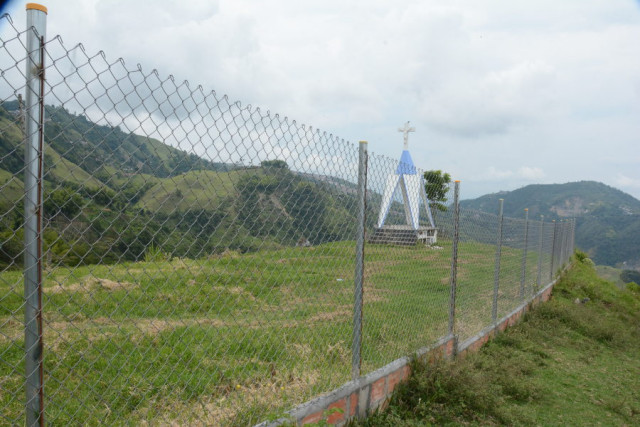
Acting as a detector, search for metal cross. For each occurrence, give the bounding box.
[398,121,415,150]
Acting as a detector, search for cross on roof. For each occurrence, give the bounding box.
[398,121,415,150]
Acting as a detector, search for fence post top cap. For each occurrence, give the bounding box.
[26,3,48,13]
[358,140,368,144]
[454,180,461,183]
[525,208,528,211]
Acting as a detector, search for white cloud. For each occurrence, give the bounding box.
[518,167,545,180]
[2,0,640,200]
[420,60,556,137]
[615,173,640,188]
[485,167,514,180]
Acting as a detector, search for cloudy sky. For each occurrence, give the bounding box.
[2,0,640,200]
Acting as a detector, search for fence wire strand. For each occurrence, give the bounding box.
[0,14,575,426]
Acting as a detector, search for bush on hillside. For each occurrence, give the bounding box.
[620,269,640,284]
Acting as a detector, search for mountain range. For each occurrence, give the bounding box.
[1,100,638,269]
[460,181,640,268]
[0,101,359,268]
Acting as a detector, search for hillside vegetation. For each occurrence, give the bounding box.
[461,181,640,267]
[360,254,640,426]
[0,101,360,268]
[0,238,531,425]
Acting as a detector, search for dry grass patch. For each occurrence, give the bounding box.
[136,370,322,426]
[46,277,137,294]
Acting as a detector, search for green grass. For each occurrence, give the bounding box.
[595,264,625,289]
[360,254,640,426]
[0,168,22,210]
[135,168,255,213]
[0,240,555,425]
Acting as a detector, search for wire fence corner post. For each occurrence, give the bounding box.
[558,221,569,268]
[448,180,461,337]
[23,4,48,426]
[549,220,558,281]
[351,140,368,380]
[571,218,576,255]
[492,198,504,324]
[535,215,544,292]
[519,208,529,300]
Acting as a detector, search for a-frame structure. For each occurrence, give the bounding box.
[369,122,438,245]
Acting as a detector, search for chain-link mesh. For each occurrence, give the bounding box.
[1,15,31,427]
[1,13,576,425]
[497,216,528,319]
[455,208,499,341]
[2,15,361,425]
[361,154,454,374]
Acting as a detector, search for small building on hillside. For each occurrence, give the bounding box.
[369,122,437,245]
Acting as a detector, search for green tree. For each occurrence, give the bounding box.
[424,170,452,212]
[261,159,289,170]
[620,269,640,284]
[44,188,84,218]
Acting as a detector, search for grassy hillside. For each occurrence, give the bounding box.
[460,181,640,267]
[0,100,231,178]
[0,100,361,269]
[0,239,523,425]
[136,168,252,213]
[361,254,640,426]
[595,264,626,289]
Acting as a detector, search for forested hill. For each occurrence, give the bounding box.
[1,100,232,178]
[0,101,359,268]
[460,181,640,267]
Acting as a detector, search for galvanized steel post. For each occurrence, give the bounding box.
[519,209,529,300]
[448,181,460,336]
[23,3,47,427]
[567,220,573,262]
[536,215,544,292]
[351,141,368,380]
[492,199,504,324]
[564,221,569,263]
[549,220,558,281]
[558,221,568,266]
[567,220,572,262]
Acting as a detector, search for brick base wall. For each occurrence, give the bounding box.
[257,271,563,426]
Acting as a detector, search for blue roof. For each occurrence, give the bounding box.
[396,150,417,175]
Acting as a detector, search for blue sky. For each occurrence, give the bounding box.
[2,0,640,200]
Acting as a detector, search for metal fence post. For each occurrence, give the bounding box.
[567,220,574,262]
[559,220,565,268]
[351,141,368,380]
[448,181,460,337]
[558,221,569,266]
[549,220,558,281]
[571,218,576,255]
[535,215,544,292]
[519,209,529,300]
[492,199,504,324]
[23,4,47,427]
[567,221,571,262]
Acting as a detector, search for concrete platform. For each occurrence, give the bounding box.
[368,225,437,245]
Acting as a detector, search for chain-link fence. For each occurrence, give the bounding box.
[1,10,576,426]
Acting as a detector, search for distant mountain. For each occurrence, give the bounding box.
[460,181,640,267]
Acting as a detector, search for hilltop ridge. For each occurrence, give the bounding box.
[0,101,359,268]
[460,181,640,267]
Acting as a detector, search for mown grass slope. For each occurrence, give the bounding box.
[360,254,640,426]
[0,238,543,425]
